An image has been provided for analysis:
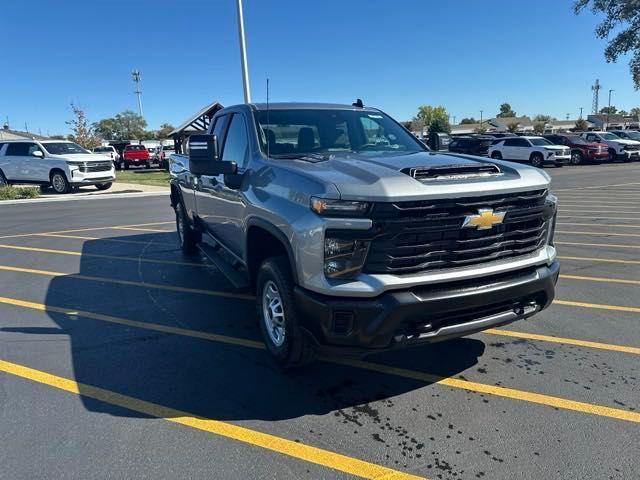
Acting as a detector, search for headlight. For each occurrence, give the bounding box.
[65,162,80,169]
[311,197,371,216]
[546,193,558,246]
[324,235,370,279]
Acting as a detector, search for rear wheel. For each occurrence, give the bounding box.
[570,151,583,165]
[491,151,502,160]
[257,256,314,369]
[50,171,70,194]
[530,152,544,168]
[175,200,200,254]
[0,170,8,187]
[95,183,112,191]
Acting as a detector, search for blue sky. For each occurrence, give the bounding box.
[1,0,638,135]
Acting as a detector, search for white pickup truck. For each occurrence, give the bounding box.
[0,139,115,193]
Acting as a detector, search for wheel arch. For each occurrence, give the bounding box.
[246,218,298,287]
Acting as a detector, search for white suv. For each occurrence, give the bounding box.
[580,131,640,162]
[0,140,116,193]
[488,136,570,168]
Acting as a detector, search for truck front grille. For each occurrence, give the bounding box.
[79,161,113,173]
[364,189,553,275]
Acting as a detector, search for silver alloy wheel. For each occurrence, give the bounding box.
[571,152,581,165]
[262,280,286,347]
[51,173,66,193]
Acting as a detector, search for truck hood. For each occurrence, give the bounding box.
[49,153,113,162]
[281,151,550,202]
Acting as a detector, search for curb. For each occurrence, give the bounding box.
[0,190,168,206]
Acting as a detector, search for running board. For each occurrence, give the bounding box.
[197,242,251,291]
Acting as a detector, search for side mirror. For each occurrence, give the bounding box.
[188,134,237,176]
[32,150,44,158]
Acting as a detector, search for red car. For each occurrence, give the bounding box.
[122,144,151,169]
[543,134,609,165]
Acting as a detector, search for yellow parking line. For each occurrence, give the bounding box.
[557,222,640,229]
[483,328,640,355]
[1,295,638,424]
[560,274,640,286]
[0,265,253,300]
[0,221,175,240]
[554,299,640,314]
[36,233,175,246]
[556,230,640,238]
[0,359,422,480]
[0,244,209,268]
[558,255,640,266]
[555,241,640,250]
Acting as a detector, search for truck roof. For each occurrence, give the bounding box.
[249,102,380,112]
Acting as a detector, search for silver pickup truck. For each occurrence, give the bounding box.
[170,102,559,368]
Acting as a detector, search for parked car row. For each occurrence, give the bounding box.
[92,143,173,170]
[446,130,640,168]
[0,140,115,193]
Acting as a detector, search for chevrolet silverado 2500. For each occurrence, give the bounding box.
[170,102,559,368]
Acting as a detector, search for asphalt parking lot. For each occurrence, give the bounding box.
[1,162,639,480]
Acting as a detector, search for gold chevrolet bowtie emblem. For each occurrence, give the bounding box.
[462,208,506,230]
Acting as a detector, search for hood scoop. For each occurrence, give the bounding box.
[402,163,502,181]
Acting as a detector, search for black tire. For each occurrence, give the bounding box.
[570,151,583,165]
[145,162,151,169]
[0,170,8,187]
[175,200,200,254]
[257,256,315,369]
[124,162,130,170]
[95,183,112,191]
[608,148,617,162]
[50,171,70,194]
[530,152,544,168]
[555,162,563,168]
[491,151,502,160]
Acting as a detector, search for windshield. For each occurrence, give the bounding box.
[255,109,425,158]
[162,145,173,150]
[564,135,588,145]
[529,138,553,146]
[620,131,640,140]
[42,142,88,155]
[601,133,619,140]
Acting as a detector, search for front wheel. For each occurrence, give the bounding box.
[0,170,8,187]
[175,201,200,254]
[570,151,582,165]
[530,153,544,168]
[95,183,112,191]
[50,171,71,194]
[124,162,130,170]
[257,256,314,369]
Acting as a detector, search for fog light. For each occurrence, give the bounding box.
[324,237,370,279]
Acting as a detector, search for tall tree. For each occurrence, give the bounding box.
[599,106,617,114]
[93,110,148,141]
[574,0,640,89]
[156,123,175,139]
[533,114,552,122]
[533,123,545,134]
[66,103,100,149]
[618,110,629,116]
[413,105,450,133]
[497,103,516,118]
[460,117,477,124]
[630,107,640,116]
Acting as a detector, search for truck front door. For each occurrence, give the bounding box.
[195,112,249,257]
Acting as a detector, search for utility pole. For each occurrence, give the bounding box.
[579,107,583,119]
[480,110,483,125]
[607,89,614,130]
[131,69,143,117]
[235,0,251,103]
[24,122,28,133]
[566,113,570,120]
[591,79,601,114]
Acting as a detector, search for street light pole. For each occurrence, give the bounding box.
[236,0,251,103]
[607,89,614,130]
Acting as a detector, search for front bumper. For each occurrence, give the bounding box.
[550,154,570,164]
[69,170,115,186]
[294,261,559,355]
[619,150,640,160]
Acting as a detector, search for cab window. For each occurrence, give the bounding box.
[6,142,39,156]
[221,114,249,169]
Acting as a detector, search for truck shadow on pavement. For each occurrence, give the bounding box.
[33,232,485,422]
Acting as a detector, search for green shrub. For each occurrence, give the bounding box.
[0,186,40,200]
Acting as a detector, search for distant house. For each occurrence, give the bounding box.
[0,125,49,141]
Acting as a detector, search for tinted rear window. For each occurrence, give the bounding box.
[126,145,146,150]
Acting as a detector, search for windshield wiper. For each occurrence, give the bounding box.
[270,152,330,161]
